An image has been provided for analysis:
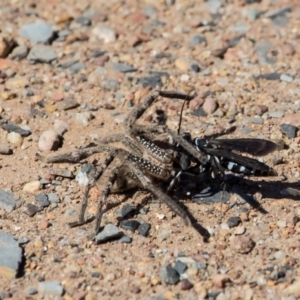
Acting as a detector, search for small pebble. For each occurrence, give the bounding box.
[75,112,93,126]
[35,193,50,207]
[7,132,23,146]
[25,287,38,295]
[28,45,57,63]
[38,130,61,152]
[92,24,116,43]
[23,181,41,193]
[24,203,43,217]
[56,96,78,110]
[95,224,123,243]
[109,62,137,73]
[227,216,241,228]
[38,281,64,297]
[117,203,135,219]
[19,21,55,43]
[120,219,140,232]
[53,119,68,136]
[0,190,16,212]
[138,223,151,237]
[175,58,189,72]
[2,124,31,136]
[181,279,193,290]
[0,231,23,279]
[159,264,179,285]
[277,220,286,228]
[231,235,255,254]
[212,274,230,288]
[280,74,293,83]
[174,260,187,275]
[119,235,132,244]
[203,97,217,114]
[280,123,298,139]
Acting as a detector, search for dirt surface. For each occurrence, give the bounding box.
[1,0,300,299]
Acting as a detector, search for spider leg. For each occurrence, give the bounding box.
[127,161,192,226]
[94,164,123,235]
[69,151,116,227]
[99,133,143,156]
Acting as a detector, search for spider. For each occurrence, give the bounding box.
[46,90,208,237]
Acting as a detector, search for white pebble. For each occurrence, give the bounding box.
[276,220,287,228]
[23,181,41,193]
[75,112,93,126]
[92,25,116,43]
[38,130,61,152]
[280,74,293,83]
[7,132,23,146]
[54,119,68,135]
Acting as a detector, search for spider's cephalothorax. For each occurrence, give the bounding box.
[46,90,209,237]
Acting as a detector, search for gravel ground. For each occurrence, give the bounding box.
[0,0,300,299]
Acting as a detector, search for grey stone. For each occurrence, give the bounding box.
[19,21,55,43]
[101,79,120,91]
[264,5,292,19]
[9,45,28,60]
[58,58,79,68]
[190,63,200,73]
[118,235,132,244]
[174,260,187,275]
[138,223,151,237]
[117,203,135,219]
[2,124,31,137]
[143,5,157,17]
[0,231,23,278]
[35,193,50,207]
[227,216,241,228]
[76,163,96,186]
[75,16,91,26]
[272,15,289,27]
[0,190,16,212]
[18,236,30,244]
[205,0,222,14]
[69,62,85,74]
[242,8,263,21]
[256,73,281,81]
[280,74,293,83]
[109,62,138,73]
[25,287,38,295]
[160,264,180,285]
[120,220,140,232]
[195,261,207,270]
[189,35,206,45]
[251,117,264,125]
[228,25,250,33]
[268,111,284,118]
[38,281,64,297]
[280,188,300,197]
[138,76,163,88]
[28,45,57,63]
[24,203,43,217]
[254,41,272,57]
[47,193,60,203]
[49,168,74,178]
[95,224,124,243]
[56,96,78,110]
[280,123,298,139]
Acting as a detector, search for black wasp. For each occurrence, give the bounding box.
[168,98,278,190]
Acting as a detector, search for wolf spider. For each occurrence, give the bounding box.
[46,90,208,237]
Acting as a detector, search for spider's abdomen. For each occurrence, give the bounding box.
[128,153,170,178]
